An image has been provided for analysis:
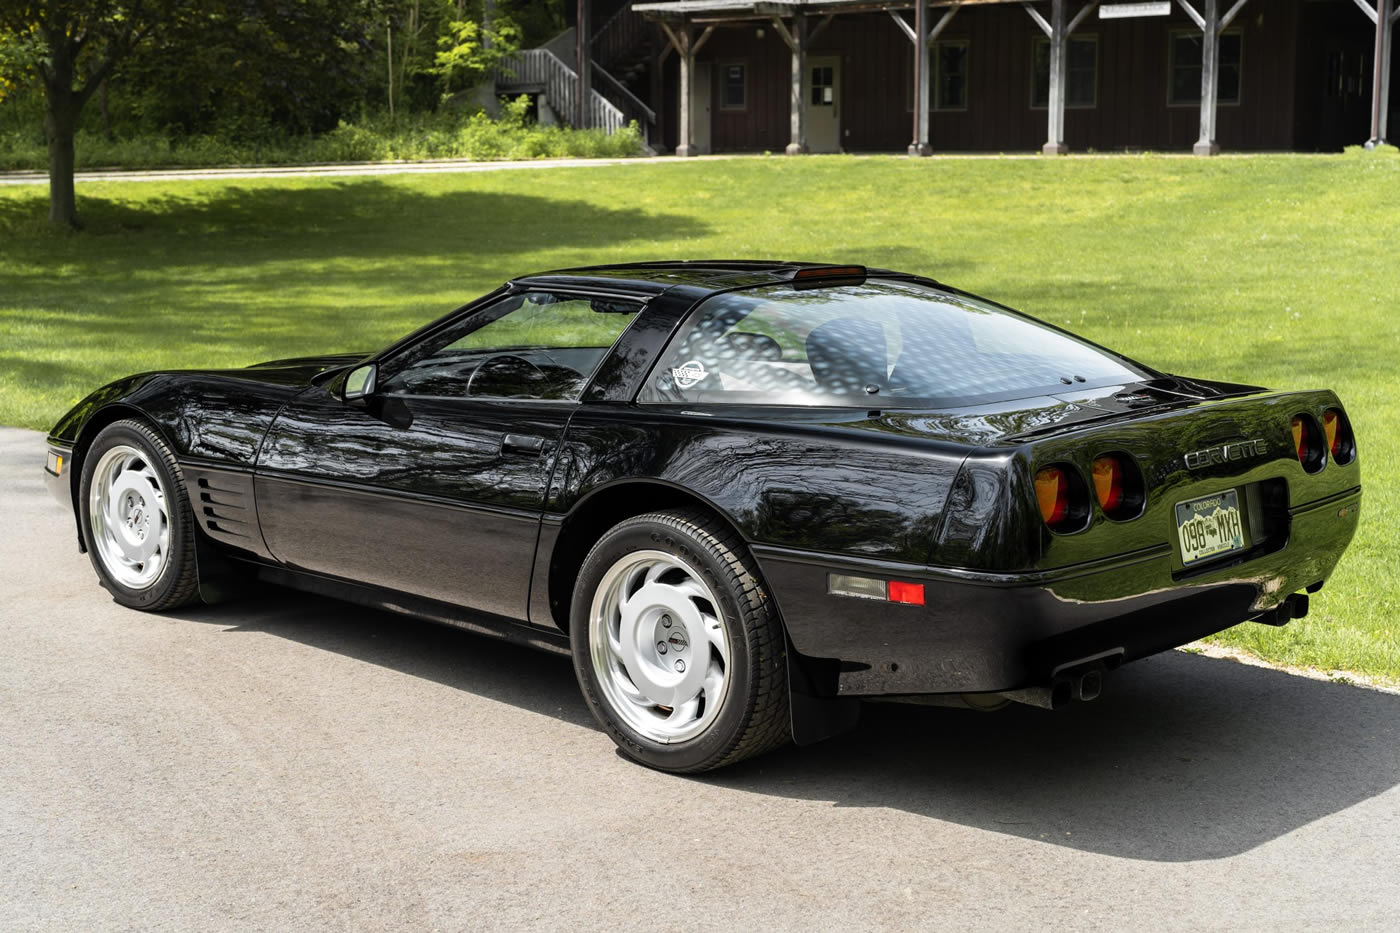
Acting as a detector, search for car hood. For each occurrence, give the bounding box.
[240,352,370,385]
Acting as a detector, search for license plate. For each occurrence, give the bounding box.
[1175,490,1247,566]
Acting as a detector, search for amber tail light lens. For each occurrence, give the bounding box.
[1090,453,1145,520]
[1091,457,1123,512]
[1035,465,1088,531]
[1036,467,1069,525]
[1322,408,1356,465]
[1291,415,1326,474]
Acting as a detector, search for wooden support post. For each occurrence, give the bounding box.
[661,22,712,157]
[1368,0,1393,147]
[1383,0,1394,142]
[909,0,932,156]
[577,0,592,129]
[1194,0,1221,155]
[1044,0,1068,155]
[661,22,696,157]
[781,17,809,154]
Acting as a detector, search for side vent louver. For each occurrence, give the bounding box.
[197,477,250,538]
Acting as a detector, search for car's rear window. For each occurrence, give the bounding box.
[641,279,1145,407]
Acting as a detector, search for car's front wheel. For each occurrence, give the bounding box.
[570,509,790,772]
[78,420,200,611]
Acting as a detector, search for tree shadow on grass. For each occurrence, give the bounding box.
[0,179,706,273]
[168,586,1400,864]
[0,179,708,408]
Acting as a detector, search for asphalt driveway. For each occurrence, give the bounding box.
[2,425,1397,931]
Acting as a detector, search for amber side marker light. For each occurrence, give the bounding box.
[1291,414,1326,473]
[1322,408,1356,464]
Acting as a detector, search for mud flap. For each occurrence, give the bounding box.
[193,529,250,605]
[787,649,861,746]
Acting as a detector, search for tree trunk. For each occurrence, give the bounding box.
[43,62,81,228]
[41,31,82,228]
[45,100,79,228]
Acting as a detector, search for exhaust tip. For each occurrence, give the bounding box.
[1074,670,1103,702]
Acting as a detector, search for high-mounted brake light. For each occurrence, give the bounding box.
[791,265,868,289]
[792,265,867,280]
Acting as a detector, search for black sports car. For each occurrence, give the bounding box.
[44,262,1362,772]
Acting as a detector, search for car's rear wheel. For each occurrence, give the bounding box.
[570,509,789,772]
[79,420,199,611]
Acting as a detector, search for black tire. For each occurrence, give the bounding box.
[78,419,200,611]
[570,508,790,773]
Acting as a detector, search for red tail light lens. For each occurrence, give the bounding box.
[1035,466,1069,526]
[1291,414,1326,473]
[1322,408,1356,465]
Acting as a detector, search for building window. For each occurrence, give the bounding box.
[810,64,834,107]
[1031,36,1098,108]
[934,40,968,111]
[1169,31,1242,106]
[721,62,746,110]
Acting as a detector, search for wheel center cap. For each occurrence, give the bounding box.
[667,630,688,652]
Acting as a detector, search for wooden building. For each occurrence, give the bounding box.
[603,0,1398,155]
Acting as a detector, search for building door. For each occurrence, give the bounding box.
[1316,43,1372,151]
[694,62,712,154]
[807,55,840,152]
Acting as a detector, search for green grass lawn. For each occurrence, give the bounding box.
[1,154,1396,681]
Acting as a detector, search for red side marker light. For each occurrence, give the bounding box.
[887,581,925,605]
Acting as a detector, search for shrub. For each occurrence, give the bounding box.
[0,100,646,171]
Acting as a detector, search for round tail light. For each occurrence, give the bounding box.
[1035,465,1088,532]
[1322,408,1356,465]
[1091,453,1145,520]
[1291,414,1326,474]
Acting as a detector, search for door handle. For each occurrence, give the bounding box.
[501,433,546,455]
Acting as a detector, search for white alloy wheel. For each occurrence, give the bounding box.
[588,549,732,744]
[87,444,172,590]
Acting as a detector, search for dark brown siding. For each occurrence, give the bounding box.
[659,0,1326,154]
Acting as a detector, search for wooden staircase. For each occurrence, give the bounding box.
[494,3,662,148]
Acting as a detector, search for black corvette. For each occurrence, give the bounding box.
[44,261,1361,772]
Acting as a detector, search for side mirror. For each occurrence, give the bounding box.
[342,363,377,403]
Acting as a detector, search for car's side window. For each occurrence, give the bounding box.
[377,291,642,401]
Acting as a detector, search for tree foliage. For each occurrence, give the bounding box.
[2,0,568,226]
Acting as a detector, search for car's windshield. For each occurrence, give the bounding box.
[642,279,1147,407]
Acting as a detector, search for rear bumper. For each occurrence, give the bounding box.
[754,486,1361,697]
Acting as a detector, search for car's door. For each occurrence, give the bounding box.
[253,289,644,622]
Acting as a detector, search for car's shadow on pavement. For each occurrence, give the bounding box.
[173,587,1400,863]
